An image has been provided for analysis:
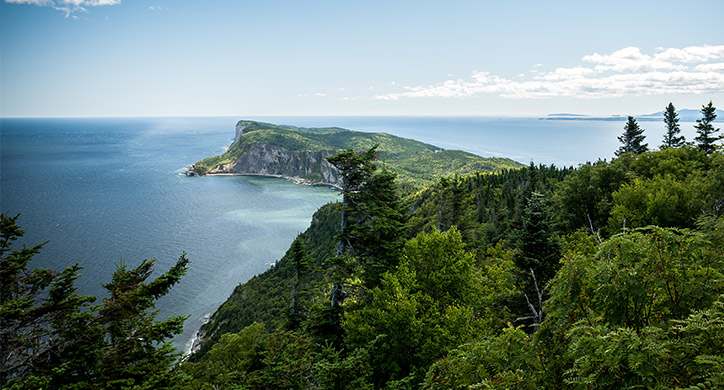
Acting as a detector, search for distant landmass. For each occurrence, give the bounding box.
[543,108,724,122]
[188,120,523,191]
[547,113,590,117]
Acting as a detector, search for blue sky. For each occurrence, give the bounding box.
[1,0,723,117]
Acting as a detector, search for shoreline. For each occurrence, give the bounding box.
[185,312,213,357]
[188,171,342,190]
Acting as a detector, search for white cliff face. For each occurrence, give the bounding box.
[230,123,249,149]
[210,143,342,188]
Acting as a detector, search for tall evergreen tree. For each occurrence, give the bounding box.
[287,237,312,330]
[661,102,685,149]
[349,165,408,290]
[327,146,408,293]
[514,192,560,285]
[694,101,721,155]
[326,146,378,307]
[615,116,648,156]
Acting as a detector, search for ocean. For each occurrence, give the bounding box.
[0,115,701,351]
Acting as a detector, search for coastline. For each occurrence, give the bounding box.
[190,171,342,190]
[185,312,213,357]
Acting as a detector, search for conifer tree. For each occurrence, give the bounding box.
[661,102,685,149]
[694,101,721,155]
[287,237,312,330]
[0,214,95,386]
[615,116,648,156]
[326,146,378,307]
[327,145,408,295]
[514,192,560,284]
[0,214,190,389]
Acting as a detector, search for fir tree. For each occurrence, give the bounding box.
[615,116,648,156]
[661,102,685,149]
[694,101,721,155]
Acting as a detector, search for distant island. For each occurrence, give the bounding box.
[187,120,523,191]
[542,108,724,122]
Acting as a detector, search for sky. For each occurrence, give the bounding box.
[1,0,723,117]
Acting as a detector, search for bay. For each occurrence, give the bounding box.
[0,115,700,351]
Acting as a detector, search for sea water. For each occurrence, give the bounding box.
[0,116,700,351]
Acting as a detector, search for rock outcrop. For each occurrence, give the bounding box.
[209,143,342,188]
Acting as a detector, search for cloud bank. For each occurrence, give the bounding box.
[4,0,120,17]
[374,45,724,100]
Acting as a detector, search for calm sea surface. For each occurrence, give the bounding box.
[0,116,700,351]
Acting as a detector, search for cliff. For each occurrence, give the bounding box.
[208,143,342,188]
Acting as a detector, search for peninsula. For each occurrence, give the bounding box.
[187,120,523,191]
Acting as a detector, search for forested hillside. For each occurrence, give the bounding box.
[4,109,724,389]
[181,142,724,389]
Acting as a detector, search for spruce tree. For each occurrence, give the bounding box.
[615,116,648,156]
[661,102,685,149]
[694,101,721,155]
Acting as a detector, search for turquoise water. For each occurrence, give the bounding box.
[0,116,699,351]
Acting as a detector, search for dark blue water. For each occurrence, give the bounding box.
[0,117,341,352]
[0,116,699,352]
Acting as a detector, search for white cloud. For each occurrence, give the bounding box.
[694,62,724,72]
[4,0,120,17]
[583,46,685,72]
[374,45,724,101]
[536,66,595,81]
[655,45,724,63]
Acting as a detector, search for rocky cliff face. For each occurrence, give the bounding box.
[209,143,342,188]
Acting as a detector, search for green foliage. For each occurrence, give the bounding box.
[555,146,721,235]
[343,228,483,388]
[182,323,317,390]
[423,326,541,390]
[287,237,314,330]
[563,293,724,389]
[554,159,628,233]
[615,116,648,156]
[409,164,572,248]
[187,142,724,389]
[547,226,724,332]
[609,174,705,230]
[536,224,724,389]
[694,101,722,155]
